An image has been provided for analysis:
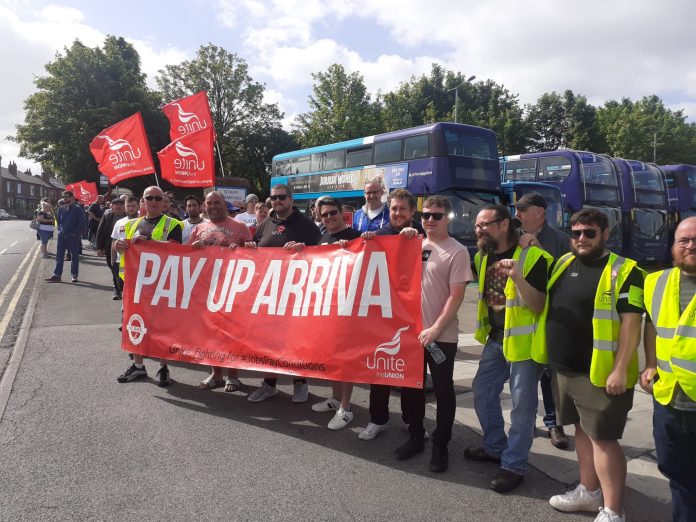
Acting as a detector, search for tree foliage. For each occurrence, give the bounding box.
[293,64,381,146]
[156,43,291,194]
[13,36,167,186]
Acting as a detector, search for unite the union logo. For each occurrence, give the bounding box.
[98,134,142,166]
[173,103,208,134]
[174,141,205,172]
[366,326,409,377]
[126,314,148,345]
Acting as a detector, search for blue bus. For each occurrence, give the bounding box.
[501,181,565,230]
[500,150,623,251]
[661,164,696,221]
[610,159,669,263]
[271,123,500,251]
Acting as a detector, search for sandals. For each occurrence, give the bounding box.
[224,377,242,392]
[198,374,225,390]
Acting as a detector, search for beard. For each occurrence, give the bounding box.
[477,234,498,255]
[572,239,606,261]
[673,248,696,275]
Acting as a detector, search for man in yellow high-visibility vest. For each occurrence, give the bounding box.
[540,209,644,522]
[113,186,182,387]
[641,216,696,522]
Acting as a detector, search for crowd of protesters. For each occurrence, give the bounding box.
[42,179,696,522]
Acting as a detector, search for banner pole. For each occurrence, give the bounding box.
[153,171,161,187]
[215,141,226,177]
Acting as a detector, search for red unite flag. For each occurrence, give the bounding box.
[89,112,156,184]
[65,181,98,204]
[162,91,216,142]
[157,127,215,187]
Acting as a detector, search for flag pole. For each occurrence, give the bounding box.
[153,170,161,187]
[215,141,226,177]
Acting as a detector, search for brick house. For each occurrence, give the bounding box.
[0,158,65,218]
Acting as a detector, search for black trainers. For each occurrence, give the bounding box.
[117,364,147,383]
[429,444,448,472]
[464,446,501,464]
[489,468,524,493]
[156,366,171,387]
[395,437,424,461]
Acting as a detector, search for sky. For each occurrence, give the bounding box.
[1,0,695,174]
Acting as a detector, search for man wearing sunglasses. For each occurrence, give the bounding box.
[534,209,644,522]
[466,205,551,493]
[394,195,472,472]
[515,192,572,450]
[641,217,696,522]
[113,186,183,388]
[246,184,321,403]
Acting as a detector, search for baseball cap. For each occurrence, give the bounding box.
[226,202,241,212]
[514,193,547,210]
[61,190,74,198]
[245,193,259,204]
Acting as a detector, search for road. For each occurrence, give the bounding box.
[0,236,672,521]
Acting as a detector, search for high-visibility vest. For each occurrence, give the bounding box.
[644,268,696,405]
[474,246,552,362]
[531,251,642,388]
[118,215,181,280]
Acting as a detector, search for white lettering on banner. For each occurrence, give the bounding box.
[134,253,161,303]
[134,250,393,318]
[108,148,142,165]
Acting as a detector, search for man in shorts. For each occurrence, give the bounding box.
[537,209,644,522]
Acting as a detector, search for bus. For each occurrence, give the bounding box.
[611,159,669,263]
[661,164,696,221]
[499,150,623,252]
[271,123,500,252]
[500,181,565,230]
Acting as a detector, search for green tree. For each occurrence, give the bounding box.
[156,43,289,192]
[13,36,167,186]
[525,90,600,152]
[293,64,382,146]
[597,95,696,164]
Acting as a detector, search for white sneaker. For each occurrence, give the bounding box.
[247,382,278,402]
[550,484,603,513]
[358,422,388,440]
[594,507,625,522]
[328,407,354,430]
[311,397,340,412]
[292,382,309,403]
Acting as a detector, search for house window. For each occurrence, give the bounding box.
[16,184,22,195]
[6,182,10,193]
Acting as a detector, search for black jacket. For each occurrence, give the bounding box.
[254,207,321,247]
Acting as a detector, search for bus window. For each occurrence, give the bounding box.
[293,156,311,174]
[445,131,495,159]
[374,139,403,164]
[324,149,345,171]
[687,169,696,188]
[274,159,292,176]
[632,165,664,191]
[502,159,537,181]
[346,146,373,168]
[538,156,572,182]
[404,135,429,160]
[633,209,667,238]
[311,153,323,172]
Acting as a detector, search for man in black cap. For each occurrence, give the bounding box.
[514,192,571,450]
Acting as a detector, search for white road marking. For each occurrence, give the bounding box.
[0,245,40,344]
[0,249,6,255]
[0,247,35,308]
[10,241,17,247]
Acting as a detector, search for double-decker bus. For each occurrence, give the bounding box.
[271,123,500,252]
[661,164,696,221]
[500,150,623,251]
[611,159,669,263]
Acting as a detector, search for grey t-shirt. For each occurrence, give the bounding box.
[672,272,696,411]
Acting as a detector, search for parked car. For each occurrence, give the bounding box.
[0,209,10,220]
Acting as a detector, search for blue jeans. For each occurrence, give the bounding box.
[540,367,558,428]
[653,398,696,522]
[53,233,80,278]
[472,338,543,474]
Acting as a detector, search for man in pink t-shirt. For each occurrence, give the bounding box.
[396,195,473,472]
[188,191,252,392]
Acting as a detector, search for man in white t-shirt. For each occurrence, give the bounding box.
[181,195,205,244]
[110,196,140,273]
[236,193,258,228]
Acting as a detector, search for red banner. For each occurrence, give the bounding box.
[157,127,215,187]
[89,112,156,184]
[122,236,424,388]
[162,91,216,142]
[65,181,98,204]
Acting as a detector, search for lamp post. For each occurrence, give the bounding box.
[448,75,476,123]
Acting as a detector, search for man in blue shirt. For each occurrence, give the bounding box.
[46,190,85,283]
[353,178,389,233]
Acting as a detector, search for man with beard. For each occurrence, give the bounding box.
[246,184,321,404]
[641,217,696,522]
[465,205,551,493]
[182,195,205,244]
[515,192,571,450]
[537,209,644,522]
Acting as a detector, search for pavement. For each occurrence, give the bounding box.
[0,237,673,521]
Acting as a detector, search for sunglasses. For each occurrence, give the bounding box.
[144,195,163,201]
[320,209,339,218]
[270,194,290,201]
[570,228,598,240]
[421,212,444,221]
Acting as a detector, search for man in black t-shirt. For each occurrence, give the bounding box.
[546,209,643,522]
